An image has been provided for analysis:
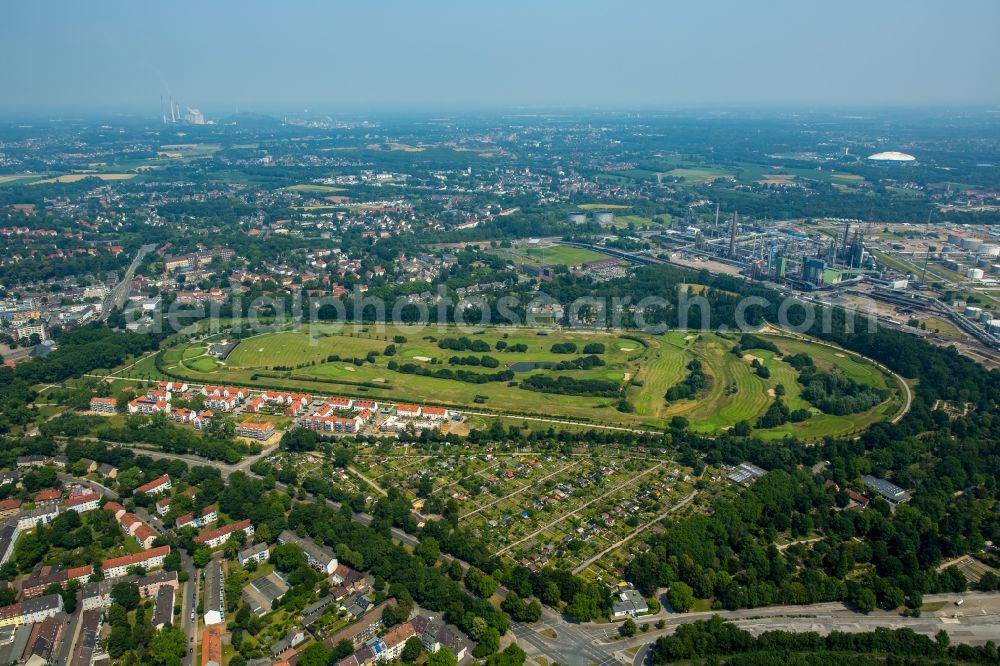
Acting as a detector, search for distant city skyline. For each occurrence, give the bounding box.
[2,0,999,114]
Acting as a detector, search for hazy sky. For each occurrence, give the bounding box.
[3,0,999,114]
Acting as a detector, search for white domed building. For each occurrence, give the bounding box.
[867,151,916,162]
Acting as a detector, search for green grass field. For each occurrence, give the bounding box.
[576,204,632,210]
[282,184,345,193]
[148,325,901,438]
[489,244,610,267]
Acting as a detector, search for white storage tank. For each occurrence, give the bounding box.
[967,267,985,280]
[592,211,615,224]
[981,310,994,323]
[566,212,587,224]
[992,264,1000,274]
[947,233,965,246]
[965,306,983,319]
[988,320,1000,336]
[962,237,983,252]
[978,243,1000,257]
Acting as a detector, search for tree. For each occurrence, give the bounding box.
[426,647,458,666]
[297,642,331,666]
[485,643,527,666]
[192,547,212,568]
[107,625,132,658]
[331,638,355,660]
[567,592,601,622]
[415,536,440,566]
[148,625,187,665]
[853,587,877,614]
[111,581,140,611]
[619,618,637,637]
[401,636,424,662]
[465,567,498,598]
[108,603,129,627]
[667,582,694,613]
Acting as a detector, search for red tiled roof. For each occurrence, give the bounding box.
[102,545,169,571]
[135,474,170,494]
[194,519,251,544]
[64,491,100,508]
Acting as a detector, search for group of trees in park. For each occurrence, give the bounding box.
[448,354,501,368]
[755,397,810,428]
[520,374,621,397]
[0,324,160,434]
[798,366,889,415]
[551,354,605,371]
[389,359,515,384]
[95,411,259,464]
[438,336,492,352]
[665,358,708,401]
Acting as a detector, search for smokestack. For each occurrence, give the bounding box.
[728,211,738,259]
[170,98,176,124]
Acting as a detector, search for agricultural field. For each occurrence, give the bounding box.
[0,173,43,185]
[32,172,136,184]
[151,324,902,439]
[282,183,345,193]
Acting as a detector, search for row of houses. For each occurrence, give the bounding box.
[104,501,159,550]
[337,614,472,666]
[81,570,178,611]
[22,565,93,598]
[277,530,338,574]
[299,410,373,434]
[101,545,169,579]
[0,594,62,628]
[175,504,218,530]
[194,519,254,549]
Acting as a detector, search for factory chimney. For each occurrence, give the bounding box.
[728,211,738,259]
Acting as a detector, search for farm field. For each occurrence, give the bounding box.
[282,183,345,193]
[32,172,136,184]
[150,324,903,438]
[0,174,43,185]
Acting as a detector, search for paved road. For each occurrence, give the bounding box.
[101,243,156,321]
[585,591,1000,660]
[55,603,82,666]
[180,563,200,666]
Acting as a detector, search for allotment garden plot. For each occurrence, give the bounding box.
[356,451,696,572]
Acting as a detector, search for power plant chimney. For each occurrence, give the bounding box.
[728,211,738,259]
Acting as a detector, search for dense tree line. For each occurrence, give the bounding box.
[520,374,621,397]
[650,615,1000,665]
